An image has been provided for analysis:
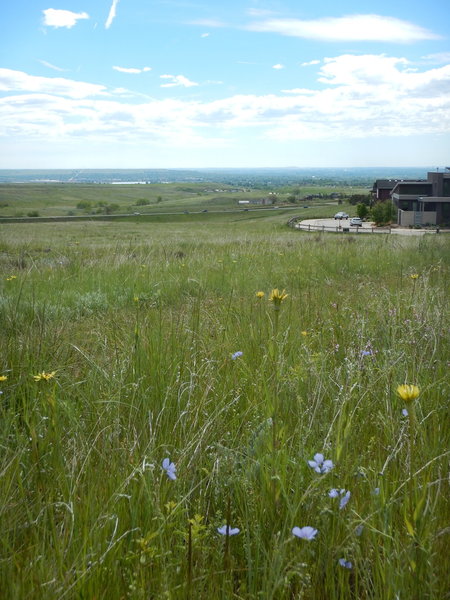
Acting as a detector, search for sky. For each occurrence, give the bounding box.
[1,0,450,168]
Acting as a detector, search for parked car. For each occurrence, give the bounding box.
[350,217,363,227]
[334,212,349,219]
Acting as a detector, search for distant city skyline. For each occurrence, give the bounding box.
[1,0,449,168]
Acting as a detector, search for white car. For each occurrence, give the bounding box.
[350,217,363,227]
[334,212,349,220]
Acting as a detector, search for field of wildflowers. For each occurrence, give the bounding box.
[0,220,449,599]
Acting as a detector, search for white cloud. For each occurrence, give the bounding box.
[421,52,450,65]
[113,66,152,74]
[272,64,285,70]
[105,0,120,29]
[301,60,320,67]
[201,33,210,38]
[1,57,449,149]
[160,74,199,88]
[43,9,89,29]
[246,14,441,43]
[0,68,107,99]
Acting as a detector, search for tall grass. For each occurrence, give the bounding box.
[0,222,449,599]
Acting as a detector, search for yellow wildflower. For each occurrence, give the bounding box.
[410,274,419,280]
[256,291,265,299]
[133,296,140,302]
[0,375,8,382]
[33,371,56,382]
[6,275,17,281]
[397,384,420,403]
[269,288,288,308]
[301,330,308,336]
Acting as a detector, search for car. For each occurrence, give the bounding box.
[334,212,349,220]
[350,217,363,227]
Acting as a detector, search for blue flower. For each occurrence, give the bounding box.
[162,458,176,480]
[338,558,352,569]
[308,453,334,474]
[402,408,409,417]
[231,351,243,360]
[292,526,318,540]
[217,525,240,536]
[329,488,351,509]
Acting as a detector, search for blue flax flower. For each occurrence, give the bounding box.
[339,558,353,569]
[162,458,176,480]
[329,488,351,509]
[292,526,318,540]
[231,351,243,360]
[217,525,240,536]
[308,453,334,474]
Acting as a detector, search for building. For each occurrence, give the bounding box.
[373,171,450,227]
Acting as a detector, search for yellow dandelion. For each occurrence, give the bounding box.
[269,288,288,308]
[256,291,265,299]
[0,375,8,382]
[410,274,419,280]
[397,384,420,403]
[33,371,56,382]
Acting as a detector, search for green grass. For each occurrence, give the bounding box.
[0,218,448,599]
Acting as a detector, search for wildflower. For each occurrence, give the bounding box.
[0,375,7,382]
[231,351,243,360]
[338,558,353,569]
[33,371,56,382]
[6,275,17,281]
[360,350,372,357]
[301,330,308,336]
[329,488,351,509]
[308,453,334,474]
[292,526,318,540]
[397,384,420,404]
[269,288,288,309]
[402,408,409,417]
[162,458,176,480]
[410,273,419,280]
[133,296,139,302]
[217,525,240,536]
[373,487,380,496]
[355,525,364,537]
[255,291,265,299]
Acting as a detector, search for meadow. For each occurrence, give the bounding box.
[0,214,449,599]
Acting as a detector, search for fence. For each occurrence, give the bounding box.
[291,221,391,234]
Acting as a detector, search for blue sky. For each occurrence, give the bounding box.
[1,0,449,168]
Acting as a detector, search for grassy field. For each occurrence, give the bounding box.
[0,215,449,599]
[0,182,368,218]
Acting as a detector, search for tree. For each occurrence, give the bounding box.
[357,203,369,220]
[371,201,395,226]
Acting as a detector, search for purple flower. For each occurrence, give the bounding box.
[338,558,352,569]
[292,526,318,540]
[231,351,243,360]
[360,350,372,357]
[162,458,176,480]
[217,525,240,536]
[402,408,409,417]
[308,453,334,474]
[355,525,364,537]
[329,488,351,509]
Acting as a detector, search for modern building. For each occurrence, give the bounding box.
[373,171,450,227]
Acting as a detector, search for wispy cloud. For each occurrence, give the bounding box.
[301,59,321,67]
[246,14,441,43]
[38,60,66,72]
[43,8,89,29]
[272,64,285,70]
[160,74,198,88]
[1,56,449,147]
[105,0,120,29]
[201,33,210,38]
[113,66,152,74]
[421,52,450,64]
